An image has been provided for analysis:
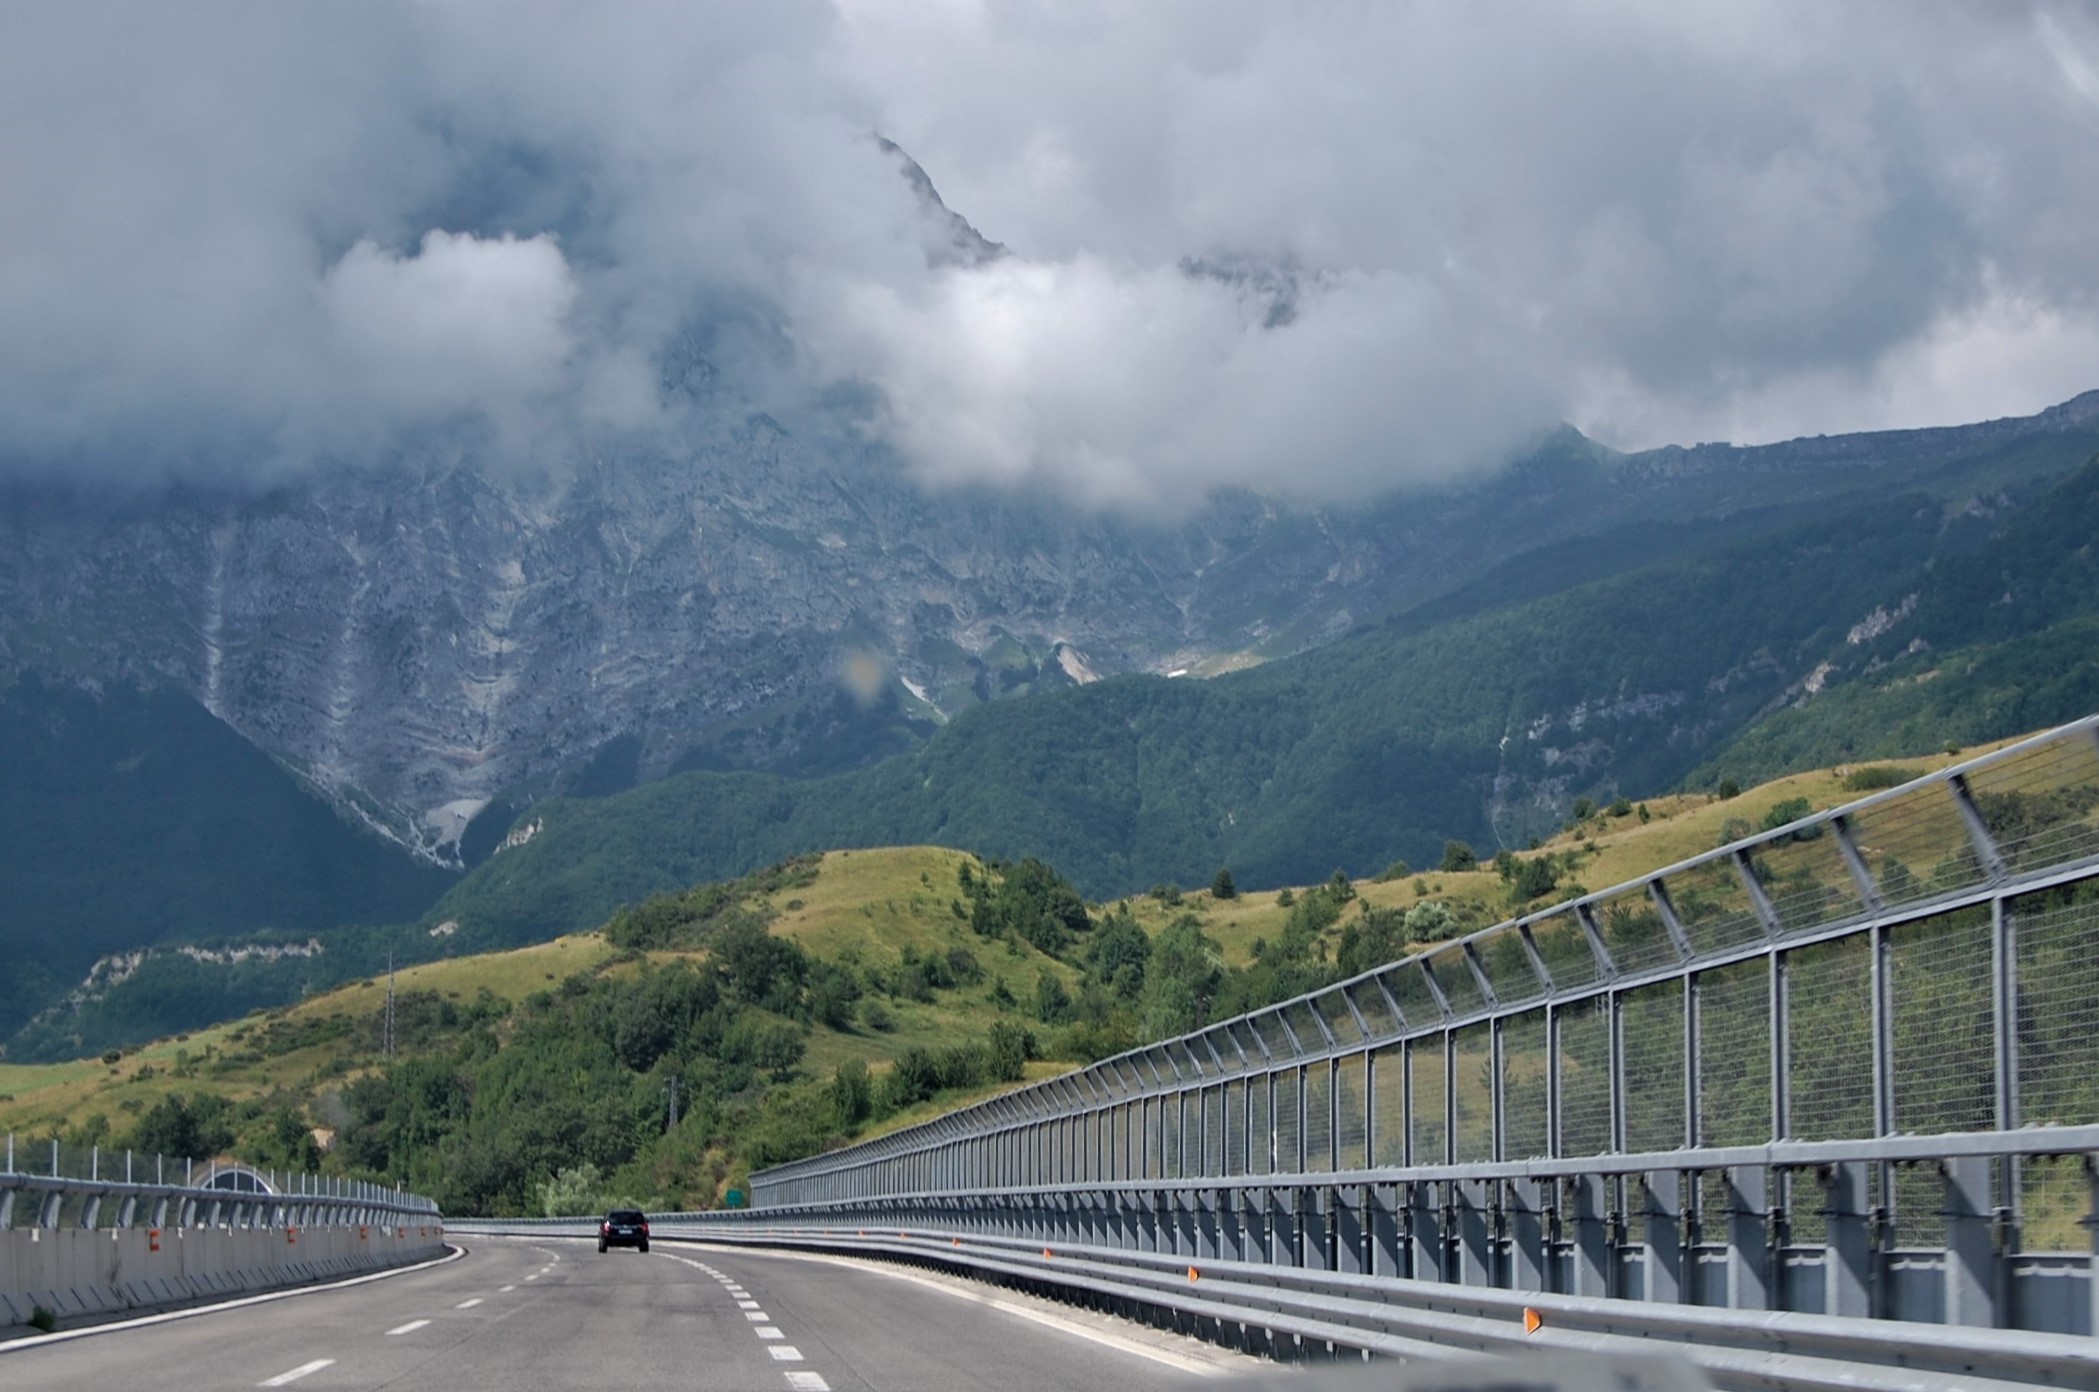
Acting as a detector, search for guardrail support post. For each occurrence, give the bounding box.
[1304,1186,1333,1271]
[1821,1161,1873,1318]
[1456,1179,1492,1287]
[1510,1178,1547,1293]
[1246,1186,1272,1264]
[1943,1155,1998,1327]
[1275,1185,1301,1267]
[1219,1186,1243,1261]
[1641,1171,1684,1304]
[1336,1184,1367,1274]
[1725,1165,1770,1311]
[1197,1187,1220,1260]
[1408,1181,1443,1281]
[1370,1183,1401,1278]
[1568,1174,1611,1297]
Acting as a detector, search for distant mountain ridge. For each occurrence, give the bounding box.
[4,394,2093,870]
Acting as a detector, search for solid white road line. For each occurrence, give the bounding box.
[456,1298,484,1309]
[259,1359,335,1386]
[783,1373,831,1391]
[767,1346,805,1361]
[386,1320,432,1336]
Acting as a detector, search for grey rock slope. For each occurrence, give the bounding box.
[3,392,2094,864]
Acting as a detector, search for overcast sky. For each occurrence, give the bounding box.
[5,2,2097,505]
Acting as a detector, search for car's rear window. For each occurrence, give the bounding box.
[607,1210,645,1222]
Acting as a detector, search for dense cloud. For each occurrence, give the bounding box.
[3,2,2097,503]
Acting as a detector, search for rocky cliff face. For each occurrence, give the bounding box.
[4,393,2093,863]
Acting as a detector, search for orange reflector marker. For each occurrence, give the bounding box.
[1523,1307,1544,1334]
[1043,1247,1054,1259]
[287,1227,297,1245]
[1188,1266,1200,1283]
[952,1237,962,1247]
[148,1229,161,1252]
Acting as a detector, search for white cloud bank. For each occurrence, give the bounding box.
[2,2,2096,502]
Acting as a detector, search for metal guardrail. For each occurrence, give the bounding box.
[2,1135,439,1232]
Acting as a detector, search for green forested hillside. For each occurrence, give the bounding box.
[0,677,456,1040]
[433,477,2071,941]
[1701,454,2099,784]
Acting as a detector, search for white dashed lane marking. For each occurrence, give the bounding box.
[737,1299,761,1308]
[499,1285,516,1292]
[258,1360,335,1386]
[745,1311,770,1321]
[386,1319,431,1336]
[757,1326,784,1340]
[784,1375,831,1392]
[456,1298,483,1309]
[768,1346,805,1362]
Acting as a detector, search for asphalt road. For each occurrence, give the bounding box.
[1,1236,1248,1391]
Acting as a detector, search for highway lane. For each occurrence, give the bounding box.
[1,1235,1248,1390]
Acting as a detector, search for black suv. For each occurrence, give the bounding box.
[598,1209,649,1253]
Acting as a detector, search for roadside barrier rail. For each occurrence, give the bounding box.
[1,1136,438,1233]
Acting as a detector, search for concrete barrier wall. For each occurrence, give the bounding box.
[0,1221,447,1328]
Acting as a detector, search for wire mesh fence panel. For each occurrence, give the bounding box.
[1750,824,1866,936]
[1249,1075,1273,1176]
[1453,1022,1495,1164]
[1283,999,1330,1052]
[1274,1067,1303,1174]
[2013,892,2099,1127]
[1253,1010,1297,1062]
[1785,934,1875,1141]
[1413,1036,1450,1166]
[1427,946,1487,1020]
[1143,1097,1163,1179]
[1595,887,1683,977]
[1529,909,1603,993]
[1782,1169,1827,1246]
[1967,733,2099,874]
[1198,1086,1220,1177]
[1371,1044,1407,1167]
[1473,924,1544,1008]
[1661,857,1765,957]
[2018,1154,2090,1253]
[1347,981,1401,1041]
[1313,989,1367,1050]
[1336,1051,1369,1171]
[1892,1161,1950,1250]
[1889,906,1996,1136]
[1558,996,1614,1156]
[1697,957,1773,1148]
[1224,1082,1247,1177]
[1622,980,1686,1152]
[1169,1093,1191,1178]
[1500,1008,1549,1161]
[1383,959,1445,1031]
[1304,1063,1335,1173]
[1846,783,1986,911]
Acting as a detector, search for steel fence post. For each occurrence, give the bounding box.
[1408,1180,1442,1281]
[1509,1176,1547,1293]
[1569,1173,1612,1297]
[1642,1170,1684,1304]
[1943,1155,1998,1327]
[1821,1160,1873,1318]
[1370,1182,1401,1277]
[1456,1178,1492,1287]
[1724,1165,1770,1310]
